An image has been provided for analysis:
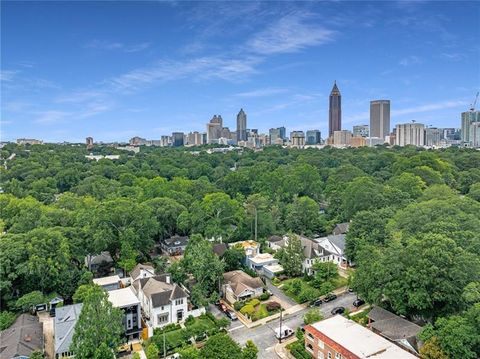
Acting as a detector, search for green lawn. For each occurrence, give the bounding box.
[281,274,348,304]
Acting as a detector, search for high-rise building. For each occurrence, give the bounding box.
[353,125,369,138]
[278,126,286,140]
[333,130,352,147]
[395,123,425,146]
[236,109,247,142]
[461,111,480,145]
[329,81,341,138]
[86,137,94,150]
[351,136,366,147]
[370,100,390,139]
[172,132,184,147]
[425,127,441,147]
[290,131,305,147]
[206,115,223,143]
[306,130,321,145]
[469,122,480,148]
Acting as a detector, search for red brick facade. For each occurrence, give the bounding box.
[304,324,359,359]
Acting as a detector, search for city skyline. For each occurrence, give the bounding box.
[2,1,479,142]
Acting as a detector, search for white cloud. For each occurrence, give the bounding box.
[440,53,465,61]
[392,100,468,116]
[34,110,71,124]
[235,88,289,98]
[85,40,151,53]
[248,12,336,55]
[399,55,422,66]
[0,70,19,82]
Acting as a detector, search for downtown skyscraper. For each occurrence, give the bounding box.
[329,81,341,138]
[370,100,391,139]
[236,108,247,142]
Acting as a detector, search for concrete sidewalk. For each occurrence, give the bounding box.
[274,337,297,359]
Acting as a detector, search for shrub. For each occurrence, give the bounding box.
[247,298,260,307]
[304,308,323,325]
[240,304,255,316]
[287,340,311,359]
[234,301,244,311]
[266,301,281,312]
[185,315,195,326]
[298,287,318,303]
[0,311,17,330]
[272,277,281,286]
[259,292,270,301]
[15,291,45,312]
[251,305,269,321]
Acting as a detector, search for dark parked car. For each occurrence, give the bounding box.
[331,306,345,315]
[323,293,337,302]
[311,299,323,307]
[353,299,365,307]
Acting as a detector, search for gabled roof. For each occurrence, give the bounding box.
[163,235,189,248]
[298,235,331,259]
[327,234,346,253]
[267,235,283,243]
[368,306,422,341]
[55,303,83,355]
[85,251,113,265]
[0,314,44,358]
[140,276,188,308]
[130,263,155,281]
[212,242,228,257]
[314,234,346,256]
[333,222,350,235]
[223,270,263,296]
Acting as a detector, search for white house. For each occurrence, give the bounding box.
[130,263,156,282]
[314,234,349,268]
[132,274,189,329]
[245,253,284,278]
[108,287,142,340]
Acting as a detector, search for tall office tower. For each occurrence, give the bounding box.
[370,100,391,139]
[306,130,321,145]
[278,126,286,140]
[329,81,341,137]
[461,111,480,145]
[425,127,441,147]
[206,115,223,143]
[269,128,281,144]
[236,108,247,142]
[86,137,94,150]
[352,125,369,138]
[469,122,480,148]
[172,132,184,147]
[441,128,456,140]
[220,127,231,139]
[333,130,352,146]
[290,131,305,147]
[395,123,425,147]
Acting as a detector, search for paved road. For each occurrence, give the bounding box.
[229,292,357,358]
[265,279,297,308]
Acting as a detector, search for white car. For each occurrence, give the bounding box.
[275,326,294,340]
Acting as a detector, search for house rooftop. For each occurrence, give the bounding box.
[55,303,83,355]
[140,276,188,308]
[0,314,44,359]
[368,306,422,340]
[263,264,284,273]
[130,263,155,281]
[307,316,417,359]
[108,287,140,308]
[212,242,228,257]
[223,270,263,296]
[163,235,189,247]
[93,275,121,287]
[229,240,259,249]
[267,235,283,243]
[248,253,277,265]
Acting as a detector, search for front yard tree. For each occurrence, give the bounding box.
[276,234,304,277]
[242,340,258,359]
[71,285,123,358]
[304,308,324,325]
[311,262,338,288]
[200,334,242,359]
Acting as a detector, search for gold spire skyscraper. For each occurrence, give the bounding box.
[329,81,341,138]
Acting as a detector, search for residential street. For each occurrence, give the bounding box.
[228,292,357,358]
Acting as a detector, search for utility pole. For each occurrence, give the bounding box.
[254,206,258,242]
[163,330,166,358]
[278,308,283,344]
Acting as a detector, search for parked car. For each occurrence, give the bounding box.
[311,299,323,307]
[323,293,337,302]
[353,299,365,307]
[331,307,345,315]
[226,310,238,320]
[275,326,294,340]
[299,324,306,332]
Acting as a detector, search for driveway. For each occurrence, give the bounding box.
[229,291,357,358]
[38,312,54,359]
[265,279,297,309]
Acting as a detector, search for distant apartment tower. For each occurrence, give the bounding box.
[206,115,223,143]
[353,125,369,138]
[172,132,184,147]
[86,137,94,150]
[290,131,305,147]
[333,130,352,146]
[461,111,480,145]
[329,81,341,138]
[306,130,321,145]
[425,127,441,147]
[236,109,247,142]
[470,122,480,148]
[395,123,425,146]
[269,128,282,145]
[370,100,390,139]
[187,131,203,145]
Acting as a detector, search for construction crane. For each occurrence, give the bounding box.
[470,91,479,111]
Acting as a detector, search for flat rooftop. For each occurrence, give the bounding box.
[249,253,277,264]
[93,275,120,286]
[108,287,140,308]
[308,316,417,359]
[264,264,284,273]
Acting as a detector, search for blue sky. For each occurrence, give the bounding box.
[1,1,479,142]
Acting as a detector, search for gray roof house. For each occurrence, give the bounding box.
[130,263,156,282]
[160,235,189,255]
[314,234,350,268]
[54,303,83,359]
[84,251,114,275]
[0,314,44,359]
[368,306,422,355]
[332,222,350,235]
